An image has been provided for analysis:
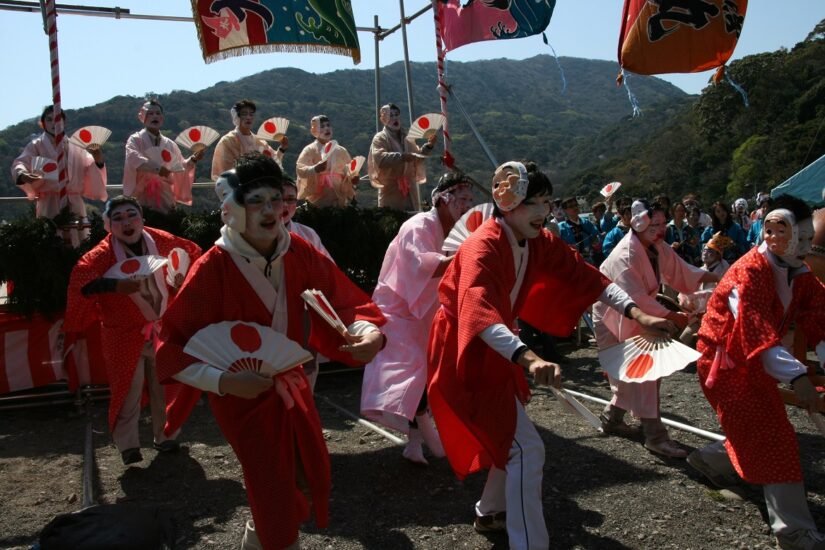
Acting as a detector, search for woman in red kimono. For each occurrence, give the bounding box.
[427,161,675,550]
[64,196,201,465]
[157,153,385,550]
[690,195,825,550]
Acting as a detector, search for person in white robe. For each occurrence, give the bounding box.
[211,99,286,179]
[296,115,359,208]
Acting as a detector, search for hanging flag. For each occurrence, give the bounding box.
[192,0,361,64]
[435,0,557,53]
[618,0,747,75]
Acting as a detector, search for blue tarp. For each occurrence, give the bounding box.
[771,153,825,206]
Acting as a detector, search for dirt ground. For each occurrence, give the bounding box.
[2,339,824,550]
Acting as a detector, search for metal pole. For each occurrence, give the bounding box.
[398,0,415,126]
[448,86,499,169]
[374,15,381,133]
[316,394,405,445]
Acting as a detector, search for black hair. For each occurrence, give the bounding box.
[103,195,142,218]
[316,115,330,125]
[492,161,553,218]
[619,205,632,216]
[710,201,734,231]
[40,105,54,124]
[562,197,579,209]
[232,152,284,204]
[768,194,812,224]
[234,99,256,113]
[434,171,476,206]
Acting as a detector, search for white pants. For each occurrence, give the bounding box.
[241,520,299,550]
[476,399,549,550]
[112,341,175,451]
[698,440,817,535]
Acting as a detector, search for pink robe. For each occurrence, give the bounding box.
[11,132,107,218]
[296,141,355,207]
[367,127,428,211]
[123,129,194,212]
[361,208,445,432]
[593,232,705,417]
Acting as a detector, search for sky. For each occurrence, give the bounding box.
[1,1,823,131]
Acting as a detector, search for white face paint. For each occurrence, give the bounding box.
[42,112,56,135]
[109,204,143,245]
[636,211,667,246]
[384,108,402,131]
[281,185,298,224]
[317,120,333,143]
[237,107,256,134]
[241,187,284,252]
[792,218,815,267]
[143,106,164,131]
[445,185,474,223]
[503,191,552,242]
[764,209,814,268]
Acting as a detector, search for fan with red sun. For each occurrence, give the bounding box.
[407,113,445,140]
[175,126,219,153]
[598,334,700,383]
[69,126,111,149]
[104,256,169,280]
[165,247,191,287]
[442,202,495,253]
[256,117,289,141]
[301,289,348,338]
[30,157,59,182]
[600,181,622,198]
[320,140,339,162]
[145,146,184,173]
[348,155,366,178]
[184,321,313,376]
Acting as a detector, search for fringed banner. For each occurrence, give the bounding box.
[434,0,556,53]
[191,0,361,64]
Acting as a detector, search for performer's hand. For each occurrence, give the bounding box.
[274,370,308,412]
[87,146,104,163]
[158,166,172,178]
[218,370,273,399]
[518,349,561,388]
[350,174,360,187]
[190,149,205,163]
[314,159,328,173]
[115,278,142,295]
[631,308,679,336]
[339,330,384,363]
[279,135,289,151]
[792,376,822,414]
[665,311,689,331]
[426,133,438,148]
[173,273,185,289]
[17,172,38,185]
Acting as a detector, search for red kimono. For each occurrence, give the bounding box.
[697,247,825,484]
[64,228,201,432]
[427,219,609,479]
[156,236,384,550]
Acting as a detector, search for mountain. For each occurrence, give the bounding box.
[0,54,687,218]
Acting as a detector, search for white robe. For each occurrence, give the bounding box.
[123,129,194,213]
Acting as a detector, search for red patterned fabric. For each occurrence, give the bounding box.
[427,219,609,479]
[697,248,825,484]
[157,237,384,549]
[64,228,201,431]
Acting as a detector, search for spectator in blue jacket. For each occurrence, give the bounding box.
[558,196,601,264]
[602,205,632,258]
[747,195,773,247]
[701,200,749,263]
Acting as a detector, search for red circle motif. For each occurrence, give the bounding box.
[43,162,58,173]
[120,259,141,274]
[189,128,202,142]
[170,251,180,270]
[79,129,92,143]
[231,323,262,353]
[626,353,654,379]
[161,150,172,163]
[466,211,484,232]
[418,117,430,129]
[264,121,277,134]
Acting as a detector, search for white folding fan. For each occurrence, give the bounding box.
[600,181,622,198]
[348,155,366,177]
[320,140,339,162]
[407,113,445,140]
[30,156,59,181]
[145,146,185,173]
[301,289,348,338]
[175,125,219,153]
[184,321,313,376]
[104,255,168,280]
[549,387,603,432]
[442,202,496,253]
[598,334,701,383]
[69,126,111,149]
[165,247,191,287]
[256,117,289,141]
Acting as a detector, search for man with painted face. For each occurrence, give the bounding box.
[361,171,475,466]
[296,115,359,208]
[368,103,435,211]
[64,196,201,466]
[211,98,287,180]
[690,195,825,550]
[123,100,201,213]
[11,105,107,221]
[593,200,718,458]
[156,152,385,550]
[427,162,675,549]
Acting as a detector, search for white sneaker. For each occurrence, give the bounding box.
[416,412,446,458]
[776,529,825,550]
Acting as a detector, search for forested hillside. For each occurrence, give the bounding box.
[0,54,684,218]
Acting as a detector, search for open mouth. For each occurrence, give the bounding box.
[122,228,136,237]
